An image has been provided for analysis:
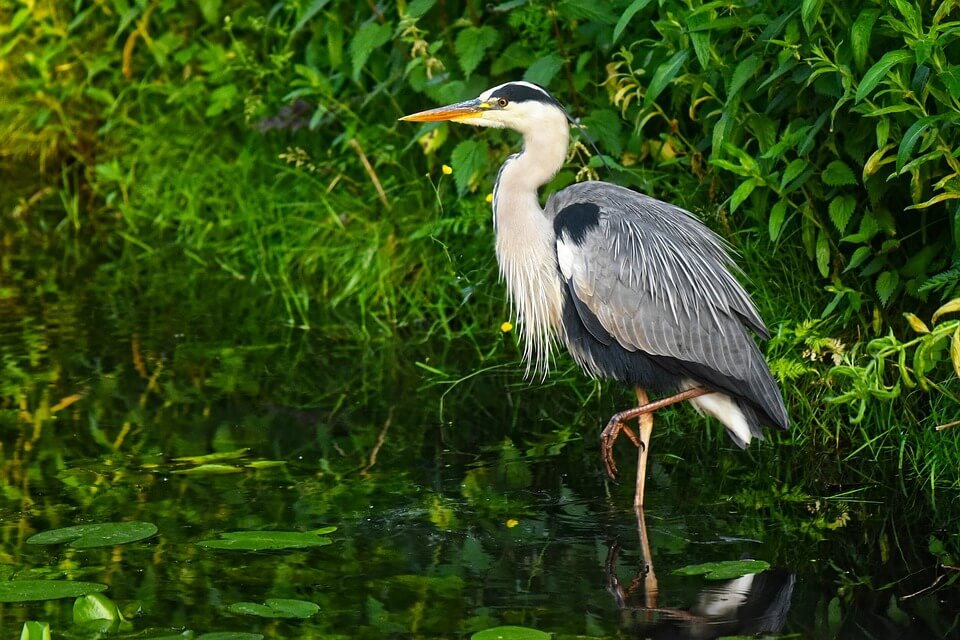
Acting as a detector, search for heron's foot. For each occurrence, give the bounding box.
[600,411,642,481]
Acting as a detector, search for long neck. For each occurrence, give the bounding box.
[492,122,569,376]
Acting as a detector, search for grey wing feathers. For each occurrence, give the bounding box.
[549,181,787,428]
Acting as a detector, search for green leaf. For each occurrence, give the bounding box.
[291,0,330,36]
[855,50,914,103]
[581,109,623,156]
[0,581,107,603]
[405,0,436,19]
[673,559,771,580]
[822,160,857,186]
[876,270,899,305]
[896,116,938,174]
[471,626,551,640]
[450,139,488,196]
[613,0,654,43]
[644,50,689,110]
[455,26,498,78]
[828,195,856,233]
[349,21,392,80]
[850,9,880,70]
[801,0,824,34]
[27,522,158,549]
[729,178,760,213]
[940,66,960,97]
[73,593,124,624]
[19,621,51,640]
[227,598,320,619]
[769,199,788,241]
[556,1,617,23]
[780,159,809,191]
[198,529,336,551]
[197,0,222,24]
[727,54,760,102]
[196,634,263,640]
[523,54,564,87]
[816,230,831,277]
[173,448,250,463]
[845,245,872,272]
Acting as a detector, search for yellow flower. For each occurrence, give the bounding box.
[485,192,494,204]
[442,164,453,175]
[500,321,513,333]
[506,518,519,528]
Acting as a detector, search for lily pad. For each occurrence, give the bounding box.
[27,521,158,549]
[197,634,264,639]
[471,626,551,640]
[197,527,336,551]
[0,580,108,603]
[227,598,320,618]
[673,559,770,580]
[173,448,251,463]
[172,464,244,475]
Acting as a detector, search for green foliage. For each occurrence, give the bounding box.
[27,522,158,549]
[673,559,771,580]
[197,528,337,550]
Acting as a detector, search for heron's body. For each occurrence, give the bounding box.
[402,81,788,506]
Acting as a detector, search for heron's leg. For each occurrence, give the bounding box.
[600,386,711,482]
[634,389,654,509]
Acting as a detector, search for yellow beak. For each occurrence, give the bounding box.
[399,98,487,123]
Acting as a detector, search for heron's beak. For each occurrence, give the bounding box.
[399,98,488,123]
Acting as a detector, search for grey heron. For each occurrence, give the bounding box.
[401,81,788,508]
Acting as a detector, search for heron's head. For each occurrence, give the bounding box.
[400,81,568,136]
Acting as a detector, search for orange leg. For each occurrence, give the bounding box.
[600,386,710,507]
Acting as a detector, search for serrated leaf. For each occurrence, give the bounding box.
[822,160,857,186]
[613,0,654,43]
[801,0,824,34]
[727,54,761,102]
[903,312,930,334]
[933,298,960,323]
[769,199,788,241]
[896,116,938,174]
[581,109,623,156]
[828,195,856,233]
[523,54,563,87]
[557,1,617,23]
[876,270,899,306]
[816,230,830,277]
[292,0,331,37]
[450,139,488,196]
[644,50,689,110]
[405,0,436,19]
[856,50,914,103]
[455,26,498,78]
[850,9,881,70]
[349,21,392,80]
[673,559,771,580]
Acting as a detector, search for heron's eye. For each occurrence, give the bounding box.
[497,98,508,108]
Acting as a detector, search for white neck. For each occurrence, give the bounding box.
[491,118,569,376]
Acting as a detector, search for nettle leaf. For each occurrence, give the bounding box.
[451,139,488,196]
[455,26,498,78]
[876,270,900,305]
[822,160,857,186]
[524,54,563,87]
[581,109,623,156]
[349,21,392,80]
[829,195,856,233]
[855,50,914,103]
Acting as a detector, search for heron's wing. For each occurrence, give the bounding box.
[548,182,786,427]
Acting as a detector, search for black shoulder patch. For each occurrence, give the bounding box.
[492,82,560,106]
[554,202,601,246]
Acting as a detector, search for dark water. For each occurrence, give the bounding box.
[1,272,958,639]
